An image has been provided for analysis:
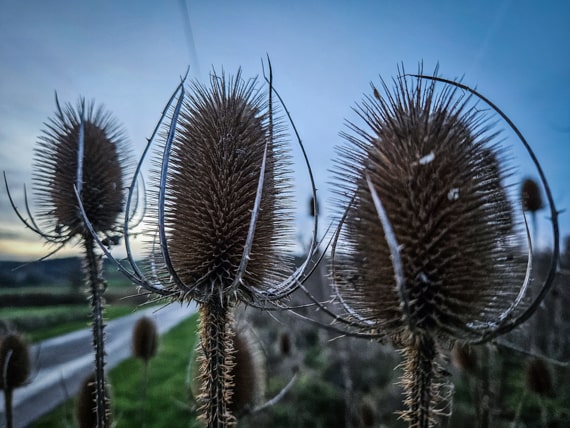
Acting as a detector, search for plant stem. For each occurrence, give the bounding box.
[84,234,108,428]
[401,335,446,428]
[197,297,236,428]
[4,387,13,428]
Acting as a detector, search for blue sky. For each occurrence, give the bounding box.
[0,0,569,260]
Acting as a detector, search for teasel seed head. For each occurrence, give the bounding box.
[359,396,376,427]
[229,324,266,414]
[451,343,477,373]
[76,372,112,428]
[278,331,292,356]
[525,358,553,398]
[149,69,293,303]
[521,177,544,213]
[332,68,527,343]
[132,316,159,363]
[0,333,30,390]
[32,96,130,241]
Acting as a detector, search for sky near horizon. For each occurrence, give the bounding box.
[0,0,569,261]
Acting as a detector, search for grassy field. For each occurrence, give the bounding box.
[31,313,200,427]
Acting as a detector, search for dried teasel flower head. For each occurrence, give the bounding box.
[451,343,477,373]
[132,316,159,363]
[331,67,529,344]
[0,333,30,390]
[30,96,130,245]
[136,67,301,305]
[521,177,544,213]
[325,66,561,426]
[525,358,553,398]
[76,372,112,428]
[83,63,318,308]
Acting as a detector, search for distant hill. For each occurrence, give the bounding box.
[0,257,82,288]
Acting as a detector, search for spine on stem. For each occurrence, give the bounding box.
[197,297,236,428]
[399,335,448,428]
[84,235,110,427]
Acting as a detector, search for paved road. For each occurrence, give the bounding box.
[0,303,196,427]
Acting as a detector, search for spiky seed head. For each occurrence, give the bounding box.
[33,98,130,239]
[76,373,112,428]
[451,343,477,373]
[0,334,30,390]
[132,316,159,363]
[278,331,292,356]
[359,396,376,427]
[230,325,266,414]
[153,70,293,302]
[333,69,527,342]
[525,358,553,397]
[521,177,544,213]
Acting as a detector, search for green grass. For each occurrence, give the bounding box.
[31,312,200,428]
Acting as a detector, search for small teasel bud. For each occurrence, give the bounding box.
[359,396,376,427]
[76,373,112,428]
[33,97,130,239]
[521,177,544,213]
[0,333,30,390]
[0,334,31,428]
[278,331,292,356]
[451,343,477,373]
[525,358,553,398]
[132,316,159,363]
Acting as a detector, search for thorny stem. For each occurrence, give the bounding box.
[4,387,13,428]
[84,234,109,428]
[197,297,236,428]
[400,335,448,428]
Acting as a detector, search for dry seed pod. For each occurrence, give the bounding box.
[132,316,159,363]
[278,331,292,356]
[0,334,31,428]
[33,97,130,241]
[229,325,266,414]
[0,334,30,390]
[76,373,112,428]
[451,343,477,373]
[331,68,530,426]
[521,177,544,213]
[146,69,294,305]
[525,358,553,398]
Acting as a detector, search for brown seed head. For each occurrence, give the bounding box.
[525,358,553,397]
[333,69,527,342]
[521,177,544,213]
[230,325,266,414]
[278,331,292,356]
[451,343,477,373]
[76,373,112,428]
[0,334,30,390]
[33,98,130,239]
[132,316,159,363]
[152,70,293,303]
